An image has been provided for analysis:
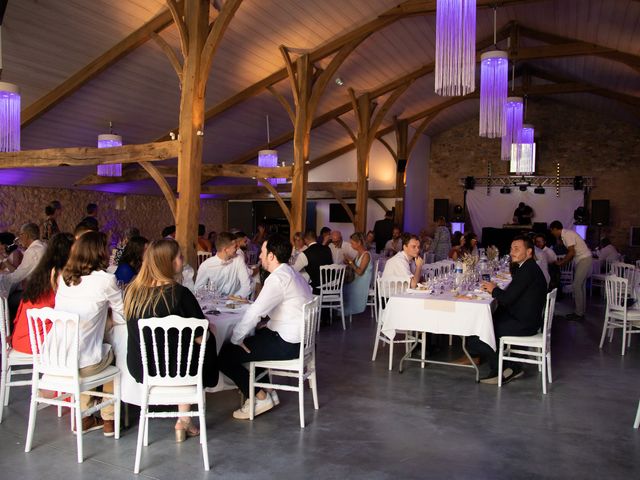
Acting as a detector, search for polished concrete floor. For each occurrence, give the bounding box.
[1,294,639,479]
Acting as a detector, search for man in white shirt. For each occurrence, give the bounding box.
[597,238,619,264]
[551,221,593,321]
[384,227,403,257]
[194,232,251,298]
[328,230,356,265]
[382,233,424,288]
[219,234,313,419]
[535,234,558,290]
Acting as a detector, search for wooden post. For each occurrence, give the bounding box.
[394,119,409,230]
[170,0,242,268]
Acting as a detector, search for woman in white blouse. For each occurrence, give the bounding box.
[55,231,125,436]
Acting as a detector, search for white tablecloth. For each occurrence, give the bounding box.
[108,304,247,405]
[381,291,497,350]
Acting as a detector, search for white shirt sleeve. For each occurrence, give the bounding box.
[235,256,252,298]
[194,261,210,290]
[293,251,308,272]
[105,275,126,324]
[545,247,557,264]
[231,274,285,344]
[0,243,40,293]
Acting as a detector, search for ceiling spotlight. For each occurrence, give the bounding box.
[335,77,344,86]
[500,186,511,194]
[534,186,545,194]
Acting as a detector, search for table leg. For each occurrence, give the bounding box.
[398,336,420,374]
[461,336,480,382]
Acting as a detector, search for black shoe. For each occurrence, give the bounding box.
[565,313,585,322]
[501,367,524,385]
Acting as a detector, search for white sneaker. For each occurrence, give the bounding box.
[269,390,280,406]
[233,395,274,420]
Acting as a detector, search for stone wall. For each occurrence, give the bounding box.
[0,185,226,244]
[428,99,640,257]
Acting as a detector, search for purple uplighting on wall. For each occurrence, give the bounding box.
[434,0,476,97]
[501,96,523,161]
[0,82,21,152]
[479,51,508,138]
[97,133,123,177]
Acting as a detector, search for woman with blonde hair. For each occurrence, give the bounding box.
[124,239,218,442]
[343,232,373,316]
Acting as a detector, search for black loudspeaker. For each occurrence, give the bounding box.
[433,198,449,222]
[397,158,407,173]
[591,200,610,226]
[464,176,476,190]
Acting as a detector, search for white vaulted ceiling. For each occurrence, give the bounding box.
[0,0,638,194]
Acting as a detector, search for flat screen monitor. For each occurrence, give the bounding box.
[510,142,536,174]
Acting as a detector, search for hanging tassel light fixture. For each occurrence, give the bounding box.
[501,96,523,161]
[97,121,123,177]
[434,0,476,97]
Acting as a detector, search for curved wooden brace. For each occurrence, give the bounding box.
[257,177,293,227]
[279,45,300,106]
[267,85,296,124]
[166,0,189,58]
[139,161,177,220]
[369,81,413,145]
[376,137,398,161]
[150,32,183,83]
[372,197,389,213]
[307,37,367,130]
[334,117,357,144]
[407,114,434,158]
[200,0,243,80]
[329,187,356,227]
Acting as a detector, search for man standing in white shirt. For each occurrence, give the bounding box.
[382,233,424,288]
[550,221,593,321]
[219,234,313,419]
[194,232,251,298]
[0,223,47,321]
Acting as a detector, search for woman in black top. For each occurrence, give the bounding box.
[124,239,218,442]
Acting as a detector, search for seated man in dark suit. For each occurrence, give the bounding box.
[469,235,547,385]
[292,229,333,293]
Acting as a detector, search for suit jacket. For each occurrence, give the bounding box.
[491,257,547,334]
[373,218,394,254]
[303,243,333,293]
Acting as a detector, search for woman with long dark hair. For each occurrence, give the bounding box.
[115,235,148,285]
[124,239,218,442]
[11,232,74,353]
[55,231,125,435]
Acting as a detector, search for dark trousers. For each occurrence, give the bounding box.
[467,315,539,375]
[8,290,22,333]
[218,328,300,397]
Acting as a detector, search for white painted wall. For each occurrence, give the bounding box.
[403,133,430,233]
[308,129,427,236]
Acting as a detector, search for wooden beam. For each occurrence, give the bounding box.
[518,25,640,73]
[150,32,183,82]
[204,188,396,200]
[224,26,509,166]
[329,187,356,227]
[201,164,292,179]
[74,165,177,185]
[21,9,174,128]
[512,43,618,62]
[0,141,179,169]
[201,181,357,195]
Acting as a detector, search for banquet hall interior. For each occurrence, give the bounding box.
[0,0,639,478]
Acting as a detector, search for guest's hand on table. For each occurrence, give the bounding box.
[480,281,497,294]
[415,255,424,270]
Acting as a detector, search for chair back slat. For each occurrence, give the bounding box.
[611,262,636,287]
[138,316,209,387]
[319,265,346,294]
[196,251,212,268]
[301,297,321,360]
[605,275,629,312]
[542,289,558,351]
[376,277,410,320]
[26,307,80,378]
[0,296,8,355]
